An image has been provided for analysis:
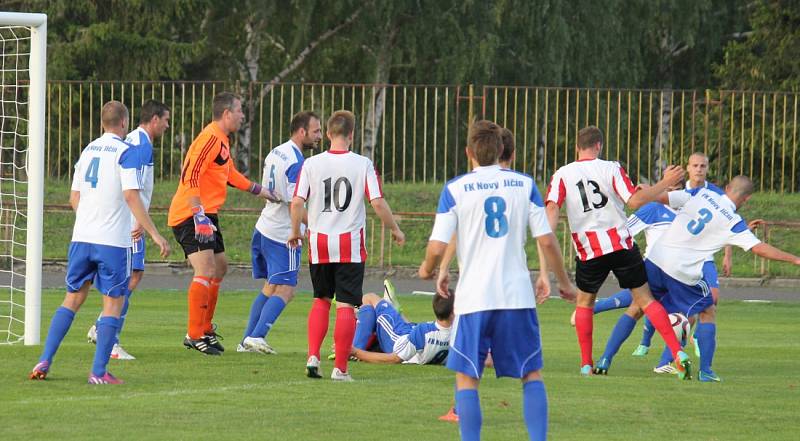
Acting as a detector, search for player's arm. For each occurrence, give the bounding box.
[123,190,170,258]
[421,184,457,292]
[750,243,800,265]
[433,234,457,298]
[69,191,80,211]
[534,242,550,304]
[351,348,402,364]
[288,196,306,248]
[626,165,684,209]
[228,163,279,201]
[531,183,576,301]
[722,245,733,276]
[536,233,576,302]
[370,198,404,245]
[420,240,447,281]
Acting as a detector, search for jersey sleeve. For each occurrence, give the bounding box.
[293,162,310,200]
[180,133,221,198]
[544,170,566,207]
[227,162,253,192]
[430,184,457,243]
[395,324,428,362]
[285,160,302,199]
[667,190,692,209]
[364,161,384,201]
[726,219,761,251]
[627,203,656,235]
[118,145,143,191]
[611,164,637,203]
[528,184,551,237]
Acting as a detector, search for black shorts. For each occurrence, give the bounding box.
[171,213,225,258]
[309,262,365,306]
[575,244,648,294]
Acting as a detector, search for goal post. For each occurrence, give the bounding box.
[0,12,46,345]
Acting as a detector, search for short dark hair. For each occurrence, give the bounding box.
[212,92,241,120]
[500,128,515,163]
[290,111,320,134]
[327,110,355,138]
[139,100,170,124]
[432,291,455,321]
[101,100,128,129]
[467,120,502,166]
[577,126,603,150]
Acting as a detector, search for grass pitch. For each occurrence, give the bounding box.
[1,288,798,440]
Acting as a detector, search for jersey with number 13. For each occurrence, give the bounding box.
[293,150,383,264]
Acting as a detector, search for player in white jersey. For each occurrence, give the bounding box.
[544,125,692,378]
[350,291,452,365]
[289,110,405,381]
[86,100,170,360]
[30,101,170,384]
[240,111,321,354]
[646,176,800,381]
[419,120,576,441]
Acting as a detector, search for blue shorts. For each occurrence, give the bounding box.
[644,260,713,317]
[251,230,301,286]
[374,300,413,353]
[702,261,719,289]
[447,308,543,379]
[131,237,145,271]
[65,242,131,298]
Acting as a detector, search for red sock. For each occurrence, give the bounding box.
[643,301,683,359]
[307,298,331,359]
[574,306,594,366]
[187,276,210,339]
[334,307,357,372]
[204,278,222,334]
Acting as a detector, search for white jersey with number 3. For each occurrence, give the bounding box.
[546,159,637,261]
[429,165,551,315]
[294,150,383,264]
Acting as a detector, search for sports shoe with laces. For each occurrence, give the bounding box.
[204,330,225,352]
[580,364,593,376]
[183,336,222,355]
[236,343,252,353]
[438,407,459,423]
[330,367,354,382]
[306,355,322,378]
[242,336,277,354]
[653,363,677,374]
[698,370,722,382]
[29,360,50,380]
[593,358,610,375]
[87,325,97,344]
[383,278,402,311]
[674,350,692,380]
[631,344,649,357]
[88,372,124,384]
[110,343,136,360]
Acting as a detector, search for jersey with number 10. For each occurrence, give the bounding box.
[71,133,142,248]
[430,165,551,315]
[293,150,383,264]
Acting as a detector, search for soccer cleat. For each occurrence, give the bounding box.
[306,355,322,379]
[87,324,97,344]
[692,335,701,358]
[183,336,222,355]
[29,361,50,380]
[631,345,649,357]
[698,370,722,382]
[674,350,692,380]
[653,363,677,374]
[110,344,136,360]
[580,364,593,376]
[438,407,459,423]
[88,372,124,385]
[330,367,354,382]
[204,330,225,352]
[593,358,610,375]
[242,336,277,355]
[383,278,402,311]
[236,343,252,353]
[569,310,576,327]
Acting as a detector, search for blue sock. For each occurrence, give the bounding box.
[455,389,481,441]
[243,293,268,341]
[657,346,673,366]
[92,316,120,377]
[593,290,633,314]
[696,322,717,373]
[353,305,376,349]
[600,314,637,363]
[115,291,132,344]
[40,306,76,364]
[640,317,655,347]
[252,295,287,338]
[523,381,548,441]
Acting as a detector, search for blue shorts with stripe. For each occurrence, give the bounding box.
[374,300,413,352]
[644,259,714,317]
[702,260,719,289]
[447,308,543,379]
[65,242,131,298]
[131,237,145,271]
[251,230,301,286]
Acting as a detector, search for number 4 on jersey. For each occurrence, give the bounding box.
[84,157,100,188]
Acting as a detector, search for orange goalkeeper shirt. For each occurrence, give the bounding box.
[168,122,253,226]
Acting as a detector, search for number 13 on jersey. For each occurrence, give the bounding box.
[484,196,508,238]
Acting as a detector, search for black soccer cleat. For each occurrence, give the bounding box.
[204,332,225,352]
[184,336,222,356]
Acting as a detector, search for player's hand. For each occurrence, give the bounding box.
[661,165,685,187]
[436,270,450,298]
[392,227,405,245]
[748,218,766,231]
[259,186,282,203]
[535,273,551,304]
[559,282,577,303]
[131,222,144,241]
[151,232,171,258]
[722,254,732,277]
[287,233,303,249]
[191,206,217,243]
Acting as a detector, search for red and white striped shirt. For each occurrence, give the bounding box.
[545,158,638,261]
[294,150,383,264]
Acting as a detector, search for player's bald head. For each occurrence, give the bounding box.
[727,175,754,198]
[688,152,709,166]
[101,100,128,130]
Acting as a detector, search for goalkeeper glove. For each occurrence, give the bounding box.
[191,205,217,243]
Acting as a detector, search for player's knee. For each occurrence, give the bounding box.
[128,271,143,291]
[522,370,543,383]
[274,285,296,303]
[699,305,716,323]
[361,292,380,306]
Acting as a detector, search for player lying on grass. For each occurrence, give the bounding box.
[350,290,453,365]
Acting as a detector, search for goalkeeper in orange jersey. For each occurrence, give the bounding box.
[168,91,277,355]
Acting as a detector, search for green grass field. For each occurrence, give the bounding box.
[1,288,798,440]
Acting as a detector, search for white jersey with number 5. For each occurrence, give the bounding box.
[546,159,637,261]
[125,127,154,220]
[256,140,305,243]
[429,165,551,315]
[648,188,761,285]
[293,150,383,264]
[71,133,143,248]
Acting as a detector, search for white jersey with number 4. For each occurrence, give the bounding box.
[546,159,638,261]
[294,150,383,264]
[648,188,761,285]
[430,165,551,315]
[256,140,305,243]
[71,133,143,248]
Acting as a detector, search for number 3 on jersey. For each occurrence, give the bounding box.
[687,208,713,235]
[484,196,508,238]
[84,157,100,188]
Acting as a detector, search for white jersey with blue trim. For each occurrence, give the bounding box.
[430,165,552,315]
[256,140,305,243]
[625,202,676,257]
[648,188,761,285]
[71,132,143,248]
[125,127,154,217]
[685,180,725,263]
[394,321,451,365]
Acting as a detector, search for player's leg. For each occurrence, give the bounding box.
[632,316,655,356]
[695,305,720,381]
[594,305,643,374]
[573,257,609,374]
[353,293,381,349]
[446,311,489,441]
[522,371,547,441]
[330,263,364,381]
[696,261,721,359]
[242,231,271,349]
[307,263,334,378]
[594,289,633,314]
[455,373,482,441]
[202,251,227,352]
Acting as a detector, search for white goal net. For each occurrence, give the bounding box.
[0,12,46,345]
